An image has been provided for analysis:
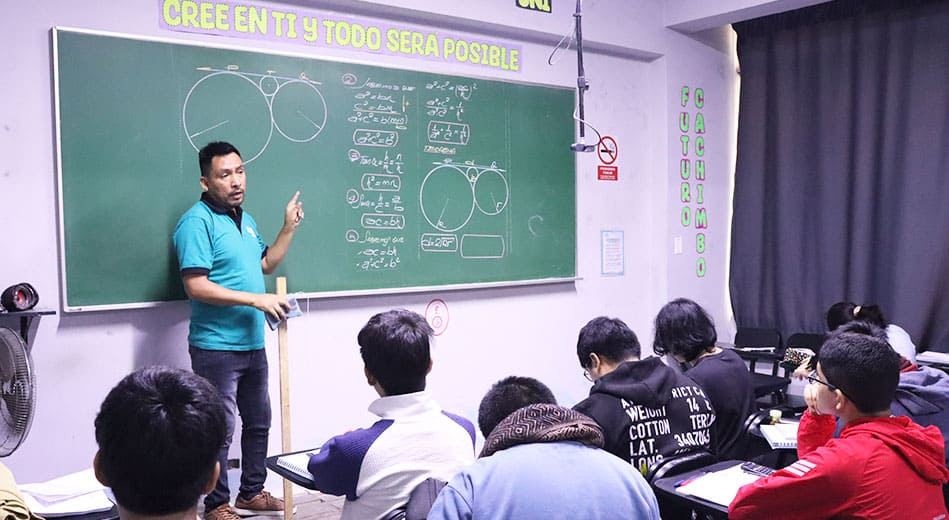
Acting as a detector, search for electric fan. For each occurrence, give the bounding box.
[0,327,35,456]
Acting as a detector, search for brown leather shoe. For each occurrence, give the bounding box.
[233,490,288,517]
[204,504,242,520]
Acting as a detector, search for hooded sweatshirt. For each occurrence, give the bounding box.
[893,365,949,464]
[573,356,716,473]
[730,411,949,520]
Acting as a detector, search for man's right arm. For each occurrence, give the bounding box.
[182,274,287,320]
[796,409,837,457]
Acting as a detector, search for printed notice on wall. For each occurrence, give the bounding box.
[601,230,624,276]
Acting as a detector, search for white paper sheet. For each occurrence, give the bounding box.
[676,463,762,507]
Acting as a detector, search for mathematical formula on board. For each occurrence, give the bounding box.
[183,67,511,274]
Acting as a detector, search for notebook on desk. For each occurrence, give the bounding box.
[676,463,762,507]
[759,421,798,449]
[266,448,320,489]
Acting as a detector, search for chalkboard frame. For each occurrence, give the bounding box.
[53,27,578,312]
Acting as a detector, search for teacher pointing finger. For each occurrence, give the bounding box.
[172,141,302,520]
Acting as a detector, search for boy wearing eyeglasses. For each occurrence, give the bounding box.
[730,331,949,519]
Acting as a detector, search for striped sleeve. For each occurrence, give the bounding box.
[308,420,393,499]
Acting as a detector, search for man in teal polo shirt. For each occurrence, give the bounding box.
[173,141,303,520]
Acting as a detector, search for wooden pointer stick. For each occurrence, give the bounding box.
[276,277,294,519]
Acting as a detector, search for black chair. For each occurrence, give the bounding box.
[381,478,448,520]
[734,408,802,468]
[646,450,718,520]
[733,327,789,406]
[735,409,774,461]
[646,450,717,484]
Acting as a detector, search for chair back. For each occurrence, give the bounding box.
[380,477,449,520]
[734,327,789,406]
[736,409,775,460]
[645,450,716,484]
[405,478,447,520]
[381,508,406,520]
[734,327,782,351]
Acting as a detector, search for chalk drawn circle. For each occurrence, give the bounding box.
[419,164,475,232]
[183,72,273,164]
[346,189,360,206]
[258,76,279,96]
[271,80,328,143]
[345,229,359,242]
[474,168,509,216]
[348,149,361,162]
[341,73,358,86]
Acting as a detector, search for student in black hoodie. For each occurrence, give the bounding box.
[653,298,755,460]
[573,316,716,474]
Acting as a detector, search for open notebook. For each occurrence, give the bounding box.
[267,449,320,489]
[759,421,799,449]
[676,463,763,507]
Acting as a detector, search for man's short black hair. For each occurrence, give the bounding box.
[477,376,557,437]
[358,309,433,395]
[95,366,226,516]
[576,316,640,368]
[819,330,900,414]
[652,298,718,361]
[835,320,889,342]
[198,141,241,178]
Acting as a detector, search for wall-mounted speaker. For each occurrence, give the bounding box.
[1,283,38,312]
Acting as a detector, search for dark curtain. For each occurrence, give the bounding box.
[730,0,949,351]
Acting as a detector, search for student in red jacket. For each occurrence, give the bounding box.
[730,330,949,520]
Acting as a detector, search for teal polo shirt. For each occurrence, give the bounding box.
[173,194,267,351]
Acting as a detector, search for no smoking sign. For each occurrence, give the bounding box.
[597,136,618,181]
[597,136,618,165]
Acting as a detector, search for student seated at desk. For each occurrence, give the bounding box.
[831,302,918,364]
[790,301,918,368]
[795,320,949,467]
[729,330,949,519]
[428,376,660,520]
[572,317,715,473]
[94,366,228,520]
[652,298,755,461]
[308,309,475,520]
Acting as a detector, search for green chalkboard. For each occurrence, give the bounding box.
[54,28,576,310]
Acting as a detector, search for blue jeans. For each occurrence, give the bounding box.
[190,347,272,508]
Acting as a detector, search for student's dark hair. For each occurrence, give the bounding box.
[826,301,887,331]
[94,366,226,516]
[358,309,433,395]
[477,376,557,437]
[652,298,718,361]
[198,141,241,178]
[818,330,900,414]
[825,301,857,331]
[852,304,886,328]
[576,316,640,368]
[835,320,889,342]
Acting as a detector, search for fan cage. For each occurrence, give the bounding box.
[0,327,35,457]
